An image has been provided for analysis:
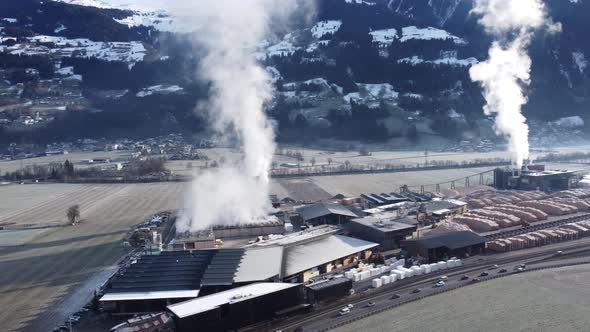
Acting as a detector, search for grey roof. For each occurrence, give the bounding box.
[350,216,417,233]
[168,283,300,318]
[233,247,283,283]
[423,200,464,213]
[297,203,358,221]
[200,249,244,286]
[403,231,486,250]
[283,234,378,277]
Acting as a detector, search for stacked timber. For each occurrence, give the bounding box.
[552,189,590,199]
[430,221,473,234]
[466,210,520,228]
[549,198,590,210]
[453,216,500,232]
[467,199,486,209]
[518,201,570,216]
[485,206,538,223]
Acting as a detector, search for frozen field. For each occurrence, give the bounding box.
[309,167,495,196]
[0,182,186,331]
[336,264,590,332]
[0,151,131,173]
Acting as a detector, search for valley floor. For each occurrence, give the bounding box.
[334,264,590,332]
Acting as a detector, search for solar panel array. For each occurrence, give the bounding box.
[200,248,244,286]
[361,192,430,205]
[109,250,214,293]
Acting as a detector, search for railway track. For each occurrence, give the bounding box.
[266,240,590,332]
[485,213,590,241]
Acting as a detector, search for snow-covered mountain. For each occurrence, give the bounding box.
[0,0,589,143]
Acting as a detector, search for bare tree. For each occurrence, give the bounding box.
[67,205,80,225]
[310,157,316,167]
[327,157,333,165]
[344,160,351,169]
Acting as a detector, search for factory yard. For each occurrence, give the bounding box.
[335,264,590,332]
[0,183,186,332]
[1,152,590,331]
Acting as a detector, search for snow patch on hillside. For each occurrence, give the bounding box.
[398,55,477,67]
[136,85,183,97]
[115,11,185,33]
[54,24,67,34]
[2,18,18,23]
[52,0,113,8]
[401,26,465,44]
[553,116,584,127]
[344,83,398,107]
[370,29,398,47]
[266,40,300,58]
[0,36,147,65]
[345,0,377,5]
[56,66,74,76]
[311,20,342,39]
[573,51,587,74]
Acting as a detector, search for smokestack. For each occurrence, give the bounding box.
[469,0,561,169]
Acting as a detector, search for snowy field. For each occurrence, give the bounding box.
[336,264,590,332]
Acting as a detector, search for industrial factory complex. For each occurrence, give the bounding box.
[89,164,590,331]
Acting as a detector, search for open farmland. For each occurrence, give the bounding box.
[307,167,496,197]
[0,182,187,332]
[0,151,132,173]
[335,264,590,332]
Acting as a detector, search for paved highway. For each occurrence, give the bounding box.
[265,238,590,332]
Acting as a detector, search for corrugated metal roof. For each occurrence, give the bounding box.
[297,203,358,221]
[350,216,417,233]
[284,235,378,277]
[403,231,485,250]
[100,290,200,302]
[167,283,300,318]
[233,247,283,283]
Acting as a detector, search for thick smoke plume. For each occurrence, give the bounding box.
[171,1,310,232]
[469,0,560,168]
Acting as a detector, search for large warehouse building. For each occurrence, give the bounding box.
[494,166,576,192]
[167,283,303,332]
[248,225,379,282]
[402,231,486,262]
[296,202,359,226]
[346,216,417,251]
[101,226,379,317]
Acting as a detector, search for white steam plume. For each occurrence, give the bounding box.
[169,0,311,232]
[469,0,560,168]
